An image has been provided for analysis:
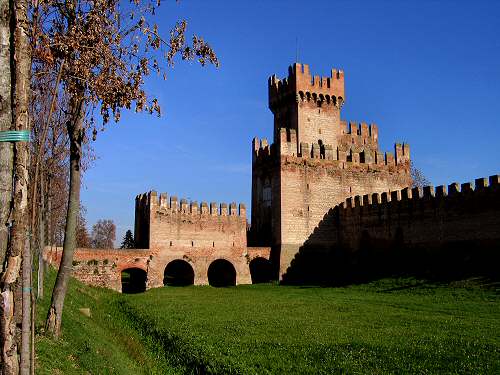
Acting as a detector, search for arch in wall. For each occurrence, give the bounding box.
[249,257,273,284]
[121,268,147,294]
[164,259,195,286]
[207,259,236,287]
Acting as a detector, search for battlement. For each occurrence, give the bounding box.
[341,175,500,210]
[340,120,379,145]
[253,128,410,171]
[136,191,246,218]
[252,136,274,162]
[269,63,345,110]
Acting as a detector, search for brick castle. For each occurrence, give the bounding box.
[45,63,500,291]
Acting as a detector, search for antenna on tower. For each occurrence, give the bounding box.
[295,37,299,63]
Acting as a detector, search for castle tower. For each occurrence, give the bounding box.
[268,63,345,154]
[251,63,412,280]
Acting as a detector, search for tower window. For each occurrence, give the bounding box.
[262,178,272,208]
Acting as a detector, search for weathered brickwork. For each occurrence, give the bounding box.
[282,175,500,284]
[334,176,500,252]
[44,247,152,292]
[252,63,412,277]
[45,62,499,291]
[45,191,272,291]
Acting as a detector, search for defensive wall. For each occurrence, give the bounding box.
[44,191,272,292]
[45,62,499,291]
[282,175,500,284]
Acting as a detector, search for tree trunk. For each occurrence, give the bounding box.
[45,93,84,338]
[1,0,30,371]
[0,0,14,267]
[36,171,45,300]
[0,0,15,371]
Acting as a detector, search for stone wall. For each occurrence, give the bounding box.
[277,152,411,277]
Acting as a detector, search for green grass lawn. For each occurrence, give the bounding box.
[119,279,500,374]
[36,269,500,374]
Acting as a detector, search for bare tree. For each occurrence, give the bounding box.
[91,219,116,249]
[410,161,430,188]
[34,0,219,337]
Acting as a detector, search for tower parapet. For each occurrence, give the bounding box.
[269,63,345,111]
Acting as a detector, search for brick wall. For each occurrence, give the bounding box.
[277,154,411,276]
[252,63,412,278]
[282,175,500,283]
[44,247,154,292]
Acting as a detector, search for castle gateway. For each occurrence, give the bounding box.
[45,63,500,291]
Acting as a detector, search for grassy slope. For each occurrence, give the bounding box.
[35,268,179,374]
[36,269,500,374]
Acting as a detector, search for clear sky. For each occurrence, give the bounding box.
[81,0,500,245]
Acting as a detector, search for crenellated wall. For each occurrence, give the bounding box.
[335,175,500,252]
[282,175,500,284]
[45,191,272,291]
[46,62,498,292]
[136,191,247,250]
[269,63,345,109]
[131,191,256,286]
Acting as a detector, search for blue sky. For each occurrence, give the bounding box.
[81,0,500,244]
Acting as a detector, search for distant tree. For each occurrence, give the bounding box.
[91,219,116,249]
[120,230,135,249]
[410,161,430,188]
[76,206,91,248]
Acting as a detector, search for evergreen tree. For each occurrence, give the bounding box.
[120,230,135,249]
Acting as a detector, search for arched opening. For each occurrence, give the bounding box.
[208,259,236,287]
[249,257,273,284]
[164,259,195,286]
[121,268,147,294]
